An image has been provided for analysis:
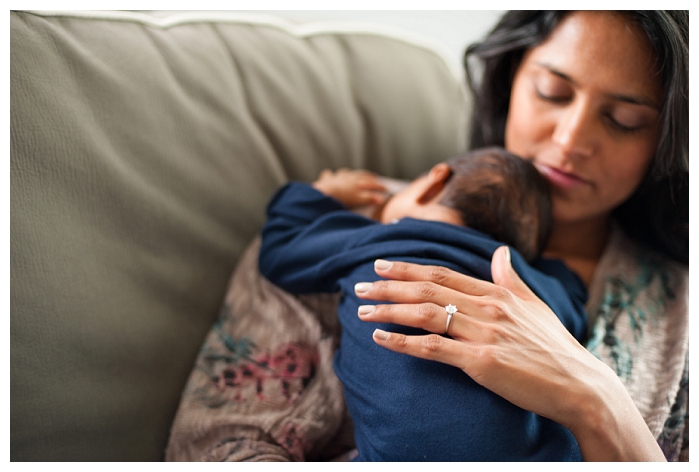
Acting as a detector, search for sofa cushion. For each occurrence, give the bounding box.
[11,10,468,460]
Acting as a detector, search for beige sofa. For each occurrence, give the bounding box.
[11,10,471,460]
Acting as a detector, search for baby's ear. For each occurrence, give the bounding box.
[417,163,451,203]
[428,163,452,182]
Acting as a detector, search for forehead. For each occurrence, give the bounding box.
[523,11,662,103]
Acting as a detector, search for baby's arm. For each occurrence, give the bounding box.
[259,182,374,293]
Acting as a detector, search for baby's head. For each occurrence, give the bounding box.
[380,147,551,261]
[440,147,552,261]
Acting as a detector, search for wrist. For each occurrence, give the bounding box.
[564,359,665,461]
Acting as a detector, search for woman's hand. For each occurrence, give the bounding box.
[354,246,665,461]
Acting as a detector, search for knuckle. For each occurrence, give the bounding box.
[427,265,451,284]
[420,334,444,354]
[414,281,438,300]
[416,303,437,323]
[492,285,516,305]
[482,299,510,322]
[469,346,499,380]
[492,303,510,322]
[392,333,409,349]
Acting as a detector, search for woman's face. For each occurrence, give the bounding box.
[505,11,662,225]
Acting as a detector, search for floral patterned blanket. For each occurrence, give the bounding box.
[165,237,354,461]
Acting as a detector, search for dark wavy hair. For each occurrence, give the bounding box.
[464,11,688,264]
[440,147,552,262]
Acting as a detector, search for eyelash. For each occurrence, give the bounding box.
[535,89,643,134]
[606,116,642,134]
[535,89,570,103]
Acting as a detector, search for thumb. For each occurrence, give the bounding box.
[491,246,538,301]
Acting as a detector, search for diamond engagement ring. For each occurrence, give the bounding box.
[445,304,456,334]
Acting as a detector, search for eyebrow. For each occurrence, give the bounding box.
[535,62,660,110]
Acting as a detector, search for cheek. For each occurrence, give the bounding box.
[605,148,654,196]
[504,86,545,156]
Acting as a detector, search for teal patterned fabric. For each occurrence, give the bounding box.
[657,355,689,461]
[585,225,688,461]
[587,257,678,380]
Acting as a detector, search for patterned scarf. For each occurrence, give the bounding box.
[585,225,688,461]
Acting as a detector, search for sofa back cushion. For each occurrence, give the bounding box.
[11,10,468,460]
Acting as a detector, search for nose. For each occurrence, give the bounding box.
[552,100,596,159]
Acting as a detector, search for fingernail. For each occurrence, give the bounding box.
[358,305,375,316]
[504,246,511,265]
[373,329,391,340]
[374,259,393,271]
[355,282,373,294]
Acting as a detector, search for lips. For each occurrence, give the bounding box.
[535,163,588,190]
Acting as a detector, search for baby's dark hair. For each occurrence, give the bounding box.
[439,147,552,261]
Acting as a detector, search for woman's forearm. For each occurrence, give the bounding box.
[565,358,666,461]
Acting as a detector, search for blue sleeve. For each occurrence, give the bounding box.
[259,182,376,293]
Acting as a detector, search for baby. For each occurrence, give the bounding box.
[259,147,587,461]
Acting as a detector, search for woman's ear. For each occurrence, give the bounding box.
[417,163,452,204]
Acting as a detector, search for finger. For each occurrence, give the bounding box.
[354,279,474,309]
[371,259,494,297]
[358,176,388,192]
[358,302,447,334]
[371,329,471,370]
[357,190,388,206]
[359,302,482,339]
[490,246,538,302]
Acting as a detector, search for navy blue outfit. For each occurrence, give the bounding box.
[259,182,588,461]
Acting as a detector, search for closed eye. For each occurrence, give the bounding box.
[535,88,571,104]
[605,115,643,133]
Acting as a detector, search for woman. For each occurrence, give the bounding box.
[353,11,688,461]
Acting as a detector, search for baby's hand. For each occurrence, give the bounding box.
[313,168,388,208]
